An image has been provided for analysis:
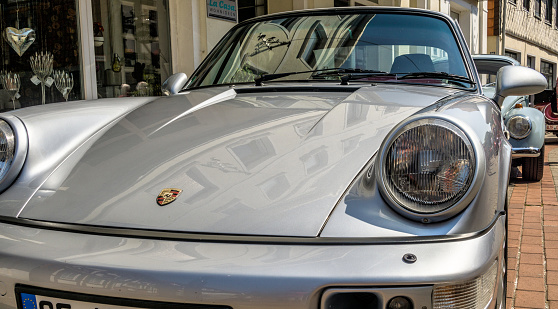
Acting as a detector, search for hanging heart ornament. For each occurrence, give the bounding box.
[4,27,36,57]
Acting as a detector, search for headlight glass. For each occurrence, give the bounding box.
[0,120,15,181]
[507,115,531,139]
[383,119,475,214]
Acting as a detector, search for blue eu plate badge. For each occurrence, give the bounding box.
[20,293,37,309]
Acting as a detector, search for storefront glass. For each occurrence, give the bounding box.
[0,0,82,110]
[92,0,171,98]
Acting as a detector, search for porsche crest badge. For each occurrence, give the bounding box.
[157,188,182,206]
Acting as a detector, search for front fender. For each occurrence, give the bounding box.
[504,106,545,152]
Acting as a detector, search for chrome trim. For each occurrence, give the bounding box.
[511,147,541,158]
[0,211,505,245]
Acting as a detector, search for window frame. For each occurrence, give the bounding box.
[535,0,542,17]
[524,0,531,11]
[546,0,553,23]
[540,60,555,89]
[505,50,521,62]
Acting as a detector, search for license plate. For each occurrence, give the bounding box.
[546,124,558,131]
[20,292,139,309]
[17,286,229,309]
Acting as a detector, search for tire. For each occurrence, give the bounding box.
[523,145,545,181]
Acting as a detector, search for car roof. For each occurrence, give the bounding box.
[239,6,455,25]
[472,54,520,66]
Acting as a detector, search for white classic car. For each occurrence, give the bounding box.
[0,7,547,309]
[473,54,546,181]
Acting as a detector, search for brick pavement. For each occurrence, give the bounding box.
[507,138,558,308]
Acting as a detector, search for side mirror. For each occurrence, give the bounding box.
[493,66,547,107]
[162,73,188,96]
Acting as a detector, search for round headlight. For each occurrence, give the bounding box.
[0,120,15,180]
[0,117,27,193]
[379,118,477,219]
[507,115,531,139]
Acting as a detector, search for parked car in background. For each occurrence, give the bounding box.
[0,7,548,309]
[532,79,558,135]
[473,54,546,181]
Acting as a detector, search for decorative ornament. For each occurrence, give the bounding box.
[53,70,73,101]
[3,0,35,57]
[0,72,21,110]
[93,22,104,47]
[4,27,36,56]
[30,51,54,105]
[94,36,104,47]
[112,53,122,72]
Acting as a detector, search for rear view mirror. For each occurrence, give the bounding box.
[493,66,547,107]
[162,73,188,96]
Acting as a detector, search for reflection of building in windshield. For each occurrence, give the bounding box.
[227,14,374,83]
[193,13,469,88]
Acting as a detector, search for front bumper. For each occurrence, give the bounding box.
[512,146,541,158]
[0,216,506,309]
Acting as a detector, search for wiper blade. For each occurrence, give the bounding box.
[313,68,390,76]
[313,69,395,85]
[255,68,340,86]
[397,72,476,86]
[254,68,391,86]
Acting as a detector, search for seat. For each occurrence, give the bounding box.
[390,54,435,73]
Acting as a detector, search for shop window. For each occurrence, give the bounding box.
[527,55,536,69]
[238,0,267,23]
[91,0,171,98]
[541,60,555,89]
[546,0,552,22]
[0,0,82,110]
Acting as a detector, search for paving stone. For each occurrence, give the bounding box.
[521,236,543,245]
[515,290,546,308]
[548,270,558,285]
[518,264,544,277]
[520,253,544,265]
[521,244,544,254]
[517,276,545,291]
[549,285,558,301]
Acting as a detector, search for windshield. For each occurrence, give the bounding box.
[187,12,471,89]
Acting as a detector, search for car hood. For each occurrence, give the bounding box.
[18,84,462,237]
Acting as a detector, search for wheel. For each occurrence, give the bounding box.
[523,145,545,181]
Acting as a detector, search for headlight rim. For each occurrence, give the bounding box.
[0,115,28,194]
[506,115,531,140]
[376,115,486,223]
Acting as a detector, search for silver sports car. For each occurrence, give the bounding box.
[0,7,547,309]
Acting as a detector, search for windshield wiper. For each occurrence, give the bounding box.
[313,69,396,85]
[255,68,340,86]
[254,68,392,86]
[396,72,476,87]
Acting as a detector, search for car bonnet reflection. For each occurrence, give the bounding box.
[19,85,458,237]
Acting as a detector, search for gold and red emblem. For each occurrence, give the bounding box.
[157,188,182,206]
